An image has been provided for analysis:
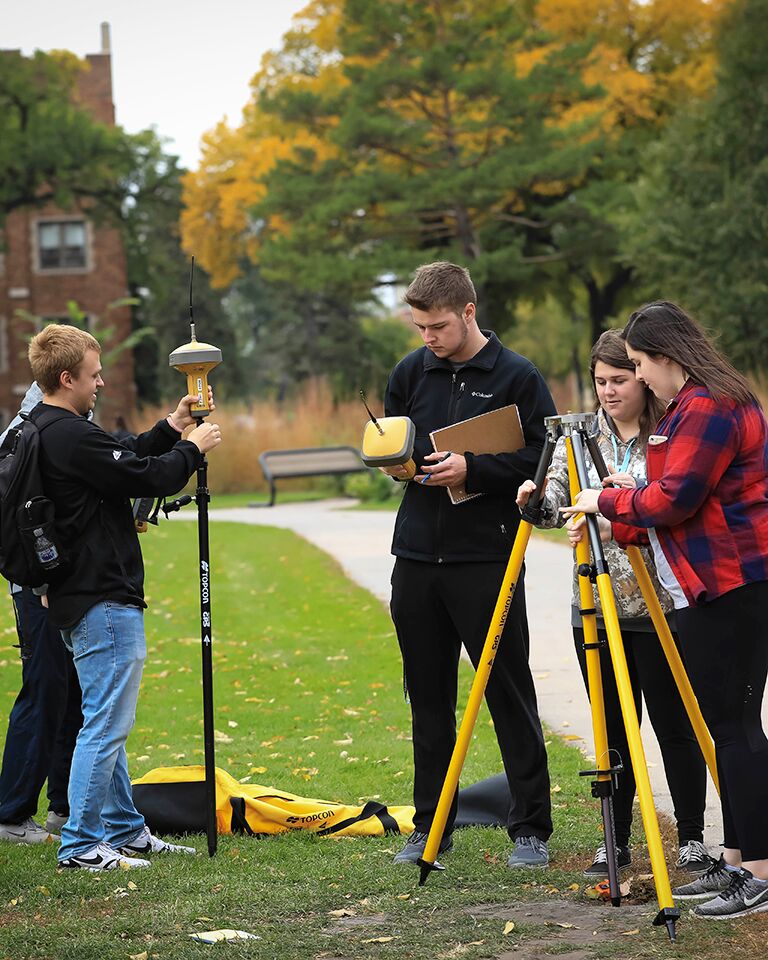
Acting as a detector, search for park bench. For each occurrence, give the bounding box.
[256,446,367,506]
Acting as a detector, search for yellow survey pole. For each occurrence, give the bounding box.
[417,519,532,885]
[626,547,719,793]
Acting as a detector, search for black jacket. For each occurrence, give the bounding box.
[385,332,556,563]
[31,403,201,628]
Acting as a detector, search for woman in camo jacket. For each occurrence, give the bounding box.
[517,330,711,878]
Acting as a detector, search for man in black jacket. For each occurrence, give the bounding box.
[384,262,555,868]
[27,324,222,871]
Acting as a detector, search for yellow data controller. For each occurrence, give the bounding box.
[361,416,417,479]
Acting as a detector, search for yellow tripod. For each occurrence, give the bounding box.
[416,413,719,943]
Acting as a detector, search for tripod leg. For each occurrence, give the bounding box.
[417,520,533,885]
[596,577,679,939]
[566,440,622,905]
[625,546,719,794]
[570,431,678,939]
[582,432,719,796]
[196,455,218,857]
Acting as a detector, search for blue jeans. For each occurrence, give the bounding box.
[59,602,147,860]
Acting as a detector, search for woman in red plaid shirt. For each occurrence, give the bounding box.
[563,301,768,921]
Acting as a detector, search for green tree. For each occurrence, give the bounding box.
[0,49,133,225]
[628,0,768,369]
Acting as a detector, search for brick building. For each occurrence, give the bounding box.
[0,24,135,431]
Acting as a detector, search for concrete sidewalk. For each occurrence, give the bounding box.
[207,498,729,849]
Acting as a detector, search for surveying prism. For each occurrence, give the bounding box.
[359,390,417,479]
[168,257,222,857]
[416,412,719,943]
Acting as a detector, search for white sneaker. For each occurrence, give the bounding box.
[0,817,59,844]
[59,842,150,871]
[117,826,197,857]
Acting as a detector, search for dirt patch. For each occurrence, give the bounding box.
[466,898,658,960]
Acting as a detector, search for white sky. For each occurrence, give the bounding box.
[3,0,309,169]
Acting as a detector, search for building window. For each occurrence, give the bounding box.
[37,220,87,270]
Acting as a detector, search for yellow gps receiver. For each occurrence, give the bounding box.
[169,333,221,418]
[359,391,417,480]
[169,257,222,418]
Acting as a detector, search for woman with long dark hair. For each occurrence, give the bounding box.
[563,301,768,920]
[517,330,710,877]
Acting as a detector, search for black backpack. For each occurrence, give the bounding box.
[0,412,68,587]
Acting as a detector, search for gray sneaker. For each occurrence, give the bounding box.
[393,830,453,865]
[673,854,735,900]
[508,835,549,868]
[692,869,768,920]
[0,817,59,844]
[45,811,68,834]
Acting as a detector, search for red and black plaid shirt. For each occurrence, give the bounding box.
[599,380,768,606]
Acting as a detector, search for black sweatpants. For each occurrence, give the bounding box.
[0,588,82,823]
[573,624,706,848]
[390,558,552,841]
[676,580,768,861]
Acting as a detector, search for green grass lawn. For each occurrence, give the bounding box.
[0,522,761,959]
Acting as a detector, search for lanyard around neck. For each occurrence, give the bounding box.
[610,432,637,475]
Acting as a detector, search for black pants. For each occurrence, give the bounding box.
[0,589,82,823]
[573,625,706,848]
[677,580,768,861]
[390,558,552,841]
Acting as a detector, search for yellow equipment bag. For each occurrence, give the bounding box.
[132,766,415,838]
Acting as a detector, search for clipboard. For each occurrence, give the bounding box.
[429,403,524,504]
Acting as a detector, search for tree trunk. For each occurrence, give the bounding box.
[583,266,634,345]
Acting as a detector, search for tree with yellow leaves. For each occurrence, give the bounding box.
[182,0,729,352]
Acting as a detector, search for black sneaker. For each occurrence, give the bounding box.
[59,842,150,872]
[673,854,735,900]
[583,842,631,877]
[393,830,453,865]
[675,840,716,874]
[692,868,768,920]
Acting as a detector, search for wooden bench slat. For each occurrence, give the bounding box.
[256,445,367,506]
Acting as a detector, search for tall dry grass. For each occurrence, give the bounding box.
[135,380,371,493]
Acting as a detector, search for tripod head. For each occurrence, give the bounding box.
[543,412,598,440]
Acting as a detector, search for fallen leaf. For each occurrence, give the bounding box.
[562,734,583,741]
[396,893,411,900]
[129,953,148,960]
[620,879,632,897]
[36,886,51,897]
[621,929,640,936]
[328,908,355,918]
[227,720,238,728]
[555,922,579,929]
[567,883,580,891]
[361,937,395,944]
[550,784,562,793]
[503,921,516,935]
